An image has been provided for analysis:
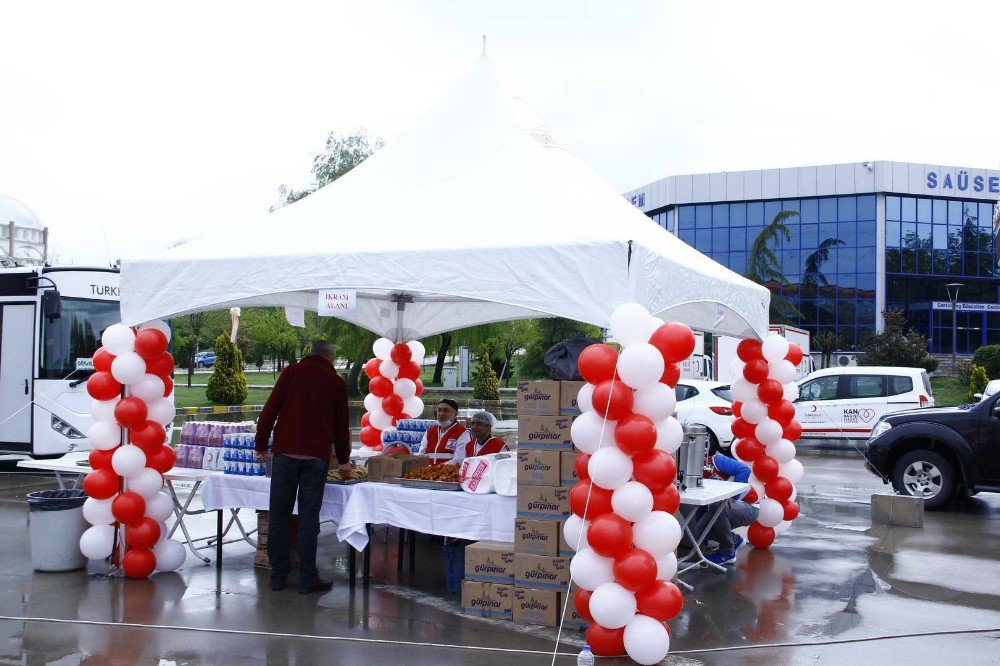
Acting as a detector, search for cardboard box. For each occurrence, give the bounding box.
[517,415,573,450]
[516,485,571,519]
[559,381,586,415]
[464,541,515,582]
[560,451,579,487]
[461,581,513,619]
[517,381,561,416]
[513,587,561,626]
[563,583,589,629]
[514,553,571,590]
[517,449,562,486]
[515,518,560,556]
[366,453,430,483]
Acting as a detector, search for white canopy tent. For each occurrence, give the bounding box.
[120,56,769,341]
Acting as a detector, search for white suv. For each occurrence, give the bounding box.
[795,367,933,444]
[674,379,735,453]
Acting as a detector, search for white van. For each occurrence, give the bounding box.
[794,367,934,444]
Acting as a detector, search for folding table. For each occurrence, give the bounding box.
[676,478,751,591]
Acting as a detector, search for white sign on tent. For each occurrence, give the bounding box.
[318,289,357,316]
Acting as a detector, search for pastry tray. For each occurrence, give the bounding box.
[398,478,463,491]
[325,478,367,485]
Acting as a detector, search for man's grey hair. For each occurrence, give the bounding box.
[311,339,336,358]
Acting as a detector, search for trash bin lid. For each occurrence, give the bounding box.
[26,489,86,511]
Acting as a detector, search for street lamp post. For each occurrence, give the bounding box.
[946,283,964,373]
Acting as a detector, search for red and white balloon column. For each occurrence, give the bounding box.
[79,320,186,578]
[358,338,426,454]
[564,304,691,665]
[728,335,805,548]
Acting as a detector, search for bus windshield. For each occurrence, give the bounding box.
[41,298,121,380]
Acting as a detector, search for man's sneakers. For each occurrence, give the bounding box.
[733,535,745,552]
[299,578,334,594]
[706,536,745,567]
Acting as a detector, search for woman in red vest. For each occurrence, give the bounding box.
[417,400,471,466]
[451,410,508,464]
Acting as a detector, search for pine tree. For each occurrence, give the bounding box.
[473,342,501,401]
[206,333,249,405]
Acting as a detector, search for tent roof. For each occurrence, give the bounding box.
[120,56,769,340]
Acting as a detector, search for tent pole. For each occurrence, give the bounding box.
[395,300,405,343]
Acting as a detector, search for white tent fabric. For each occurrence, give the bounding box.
[120,56,769,340]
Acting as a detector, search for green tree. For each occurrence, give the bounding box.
[273,130,384,209]
[969,364,989,402]
[971,345,1000,378]
[857,309,930,367]
[813,330,841,369]
[320,318,378,397]
[745,210,803,324]
[171,311,229,387]
[473,341,501,400]
[520,318,601,379]
[488,319,535,386]
[206,333,248,405]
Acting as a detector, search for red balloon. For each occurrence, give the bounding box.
[93,347,115,373]
[574,453,591,481]
[632,449,677,492]
[785,343,804,366]
[112,492,146,525]
[743,488,759,504]
[131,420,166,453]
[397,361,421,381]
[83,468,119,500]
[634,580,684,621]
[146,352,174,378]
[783,500,800,521]
[573,588,595,623]
[88,446,116,470]
[381,394,405,418]
[731,401,743,418]
[359,426,382,448]
[783,419,802,442]
[734,437,765,462]
[383,444,408,455]
[578,344,619,385]
[114,397,148,429]
[161,376,174,397]
[649,322,696,364]
[591,380,633,421]
[586,624,625,657]
[768,400,796,425]
[134,329,168,361]
[122,548,156,579]
[587,513,633,558]
[757,379,785,405]
[613,548,658,591]
[368,376,393,398]
[660,362,680,387]
[731,417,754,440]
[390,343,412,365]
[360,412,371,428]
[126,517,161,550]
[414,379,424,396]
[569,480,614,520]
[364,358,381,379]
[87,372,120,401]
[753,456,779,483]
[743,359,769,384]
[651,483,680,513]
[614,414,657,456]
[748,522,775,549]
[766,476,794,503]
[737,339,763,362]
[146,445,176,474]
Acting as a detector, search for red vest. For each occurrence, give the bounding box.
[426,422,468,465]
[464,436,507,459]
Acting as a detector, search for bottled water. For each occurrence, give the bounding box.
[577,645,594,666]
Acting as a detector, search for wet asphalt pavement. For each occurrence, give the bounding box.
[0,448,999,665]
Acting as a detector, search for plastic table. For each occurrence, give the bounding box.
[677,478,751,590]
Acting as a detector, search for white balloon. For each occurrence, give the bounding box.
[616,343,665,390]
[784,382,800,402]
[569,548,615,590]
[88,421,122,450]
[762,335,790,364]
[138,319,171,343]
[748,474,764,496]
[372,338,394,361]
[729,357,745,380]
[589,582,637,629]
[741,399,768,425]
[655,552,678,580]
[406,340,425,366]
[148,398,176,426]
[131,374,166,403]
[755,418,783,445]
[774,520,793,533]
[588,446,634,491]
[757,498,784,527]
[403,396,424,418]
[654,417,683,454]
[633,383,676,422]
[632,511,682,556]
[577,383,595,413]
[110,353,147,385]
[730,378,757,403]
[82,497,115,526]
[91,398,119,423]
[789,485,798,502]
[156,521,168,542]
[624,614,670,666]
[394,378,417,399]
[562,515,590,552]
[767,439,796,464]
[129,467,164,498]
[80,524,115,560]
[363,393,380,413]
[769,359,797,384]
[611,482,654,523]
[610,303,656,347]
[779,459,804,484]
[101,323,135,356]
[153,539,186,572]
[369,409,393,431]
[112,444,147,477]
[145,492,175,522]
[379,359,400,380]
[570,411,616,454]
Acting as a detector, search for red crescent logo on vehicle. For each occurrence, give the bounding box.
[810,405,818,413]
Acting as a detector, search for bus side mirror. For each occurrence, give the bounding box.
[42,289,61,321]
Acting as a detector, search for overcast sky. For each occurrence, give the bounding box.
[2,1,998,265]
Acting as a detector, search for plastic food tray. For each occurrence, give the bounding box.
[398,478,462,491]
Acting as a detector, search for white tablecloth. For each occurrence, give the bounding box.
[201,473,356,524]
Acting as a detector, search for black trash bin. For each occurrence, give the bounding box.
[27,489,88,572]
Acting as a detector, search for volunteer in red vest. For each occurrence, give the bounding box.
[451,410,508,464]
[417,399,470,466]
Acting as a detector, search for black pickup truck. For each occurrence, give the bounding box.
[864,392,1000,509]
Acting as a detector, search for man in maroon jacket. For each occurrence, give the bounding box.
[254,339,351,593]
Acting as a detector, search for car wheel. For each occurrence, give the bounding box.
[197,362,205,368]
[707,431,721,455]
[892,450,956,510]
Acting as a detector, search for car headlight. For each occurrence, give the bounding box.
[51,415,85,439]
[870,420,891,440]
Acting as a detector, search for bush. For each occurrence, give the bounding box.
[972,345,1000,378]
[473,344,500,401]
[206,334,249,405]
[857,310,929,368]
[956,359,973,386]
[920,357,939,374]
[968,364,989,402]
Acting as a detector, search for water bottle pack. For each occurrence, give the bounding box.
[396,419,435,432]
[175,420,256,468]
[223,461,267,476]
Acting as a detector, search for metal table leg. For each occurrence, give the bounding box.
[216,510,223,571]
[409,531,416,575]
[349,546,356,587]
[397,528,405,573]
[165,480,211,564]
[677,501,730,583]
[363,523,371,590]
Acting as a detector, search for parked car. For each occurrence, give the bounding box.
[674,379,734,453]
[976,379,1000,401]
[865,392,1000,509]
[795,367,933,445]
[194,351,216,368]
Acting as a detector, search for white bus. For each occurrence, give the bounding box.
[0,266,120,457]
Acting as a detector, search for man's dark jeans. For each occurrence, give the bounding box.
[267,453,329,587]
